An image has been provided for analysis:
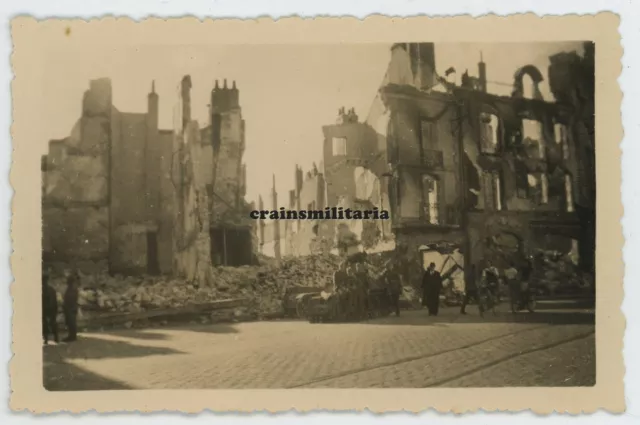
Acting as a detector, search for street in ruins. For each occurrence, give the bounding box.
[43,300,595,390]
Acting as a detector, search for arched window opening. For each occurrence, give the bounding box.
[554,122,570,160]
[565,173,575,212]
[527,173,549,205]
[522,74,536,99]
[421,175,439,224]
[479,112,500,154]
[522,119,545,160]
[492,171,503,211]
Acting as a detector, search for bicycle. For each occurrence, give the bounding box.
[478,284,498,317]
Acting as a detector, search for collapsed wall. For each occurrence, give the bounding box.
[46,253,343,328]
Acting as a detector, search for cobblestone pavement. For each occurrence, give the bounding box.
[43,303,595,390]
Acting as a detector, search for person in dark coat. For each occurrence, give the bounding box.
[42,271,59,344]
[460,264,478,315]
[63,272,80,342]
[422,262,443,316]
[353,263,369,320]
[384,263,403,317]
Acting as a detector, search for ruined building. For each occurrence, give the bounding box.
[257,106,393,259]
[42,79,174,275]
[258,42,595,292]
[365,42,595,283]
[42,76,255,277]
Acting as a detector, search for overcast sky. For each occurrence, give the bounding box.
[36,42,584,205]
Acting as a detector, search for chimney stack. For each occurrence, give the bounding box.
[180,75,192,130]
[478,52,487,93]
[408,43,436,90]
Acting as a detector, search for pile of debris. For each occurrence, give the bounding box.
[534,250,593,296]
[45,253,343,326]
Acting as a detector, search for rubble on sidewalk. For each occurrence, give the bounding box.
[45,253,343,327]
[534,250,593,296]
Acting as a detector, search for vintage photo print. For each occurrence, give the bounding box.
[10,14,624,413]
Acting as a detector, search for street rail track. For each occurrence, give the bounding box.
[288,323,559,388]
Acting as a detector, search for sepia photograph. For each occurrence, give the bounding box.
[9,15,623,413]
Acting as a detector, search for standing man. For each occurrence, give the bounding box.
[460,264,478,315]
[354,262,370,319]
[504,261,520,304]
[422,262,443,316]
[385,263,403,317]
[63,271,80,342]
[332,261,350,319]
[42,270,59,345]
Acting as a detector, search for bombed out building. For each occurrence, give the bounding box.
[259,41,595,292]
[41,76,255,277]
[368,42,595,285]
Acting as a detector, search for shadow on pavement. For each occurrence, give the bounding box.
[166,322,240,334]
[99,329,171,341]
[43,335,185,361]
[363,307,595,326]
[44,360,134,391]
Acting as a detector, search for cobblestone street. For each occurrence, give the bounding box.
[43,302,595,390]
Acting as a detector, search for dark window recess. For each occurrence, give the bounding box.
[420,120,439,152]
[515,161,529,198]
[146,232,160,275]
[210,227,253,267]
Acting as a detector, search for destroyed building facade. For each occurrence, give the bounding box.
[257,42,595,291]
[370,42,595,283]
[42,79,175,275]
[42,76,255,277]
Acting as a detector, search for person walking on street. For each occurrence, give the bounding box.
[481,260,500,300]
[422,262,443,316]
[385,263,403,317]
[460,264,479,315]
[354,262,370,319]
[42,271,59,344]
[63,272,80,342]
[504,261,519,303]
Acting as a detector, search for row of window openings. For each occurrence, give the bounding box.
[485,172,575,212]
[417,171,575,226]
[331,118,571,161]
[479,114,571,161]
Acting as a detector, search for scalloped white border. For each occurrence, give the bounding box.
[2,2,637,423]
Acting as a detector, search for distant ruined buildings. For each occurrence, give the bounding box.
[42,76,256,279]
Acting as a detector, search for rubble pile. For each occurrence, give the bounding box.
[45,253,343,325]
[534,250,593,295]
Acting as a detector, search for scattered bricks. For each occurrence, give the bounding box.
[44,253,347,326]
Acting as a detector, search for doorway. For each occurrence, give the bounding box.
[146,231,160,275]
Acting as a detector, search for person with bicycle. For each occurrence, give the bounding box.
[480,260,500,301]
[460,264,479,315]
[504,261,520,308]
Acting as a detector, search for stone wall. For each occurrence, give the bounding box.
[42,78,177,276]
[42,206,109,261]
[172,119,214,284]
[42,79,112,265]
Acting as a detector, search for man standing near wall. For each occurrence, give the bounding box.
[422,262,443,316]
[461,264,479,315]
[384,262,403,317]
[42,270,59,345]
[62,272,80,342]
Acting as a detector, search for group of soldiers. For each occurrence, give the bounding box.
[41,269,79,345]
[324,254,404,321]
